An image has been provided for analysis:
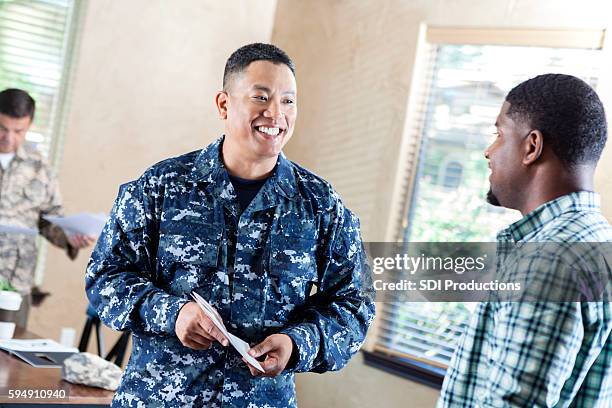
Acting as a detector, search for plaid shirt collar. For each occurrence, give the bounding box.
[497,191,601,243]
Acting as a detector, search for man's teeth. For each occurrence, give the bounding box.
[257,126,281,136]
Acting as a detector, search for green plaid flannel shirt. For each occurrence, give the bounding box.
[439,191,612,407]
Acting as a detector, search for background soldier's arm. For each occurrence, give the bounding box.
[37,168,78,259]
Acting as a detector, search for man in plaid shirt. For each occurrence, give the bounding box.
[438,74,612,407]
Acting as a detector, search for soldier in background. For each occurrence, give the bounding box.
[0,88,94,328]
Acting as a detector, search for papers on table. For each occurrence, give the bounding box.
[0,338,78,368]
[43,213,107,237]
[0,224,37,236]
[0,338,78,353]
[191,292,265,373]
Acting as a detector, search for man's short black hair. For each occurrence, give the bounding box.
[506,73,607,167]
[0,88,36,120]
[223,43,295,90]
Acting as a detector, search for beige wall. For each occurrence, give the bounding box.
[272,1,612,407]
[296,353,438,408]
[29,0,277,351]
[23,1,612,407]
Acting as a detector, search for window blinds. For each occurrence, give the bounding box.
[0,0,76,160]
[375,33,603,369]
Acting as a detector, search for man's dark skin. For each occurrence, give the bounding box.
[486,101,595,215]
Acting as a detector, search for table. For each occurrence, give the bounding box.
[0,327,115,406]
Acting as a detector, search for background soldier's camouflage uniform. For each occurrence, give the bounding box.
[0,143,76,295]
[86,137,376,407]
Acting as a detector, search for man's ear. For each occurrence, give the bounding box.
[215,91,228,120]
[523,130,544,166]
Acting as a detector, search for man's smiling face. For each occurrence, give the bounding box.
[221,60,297,161]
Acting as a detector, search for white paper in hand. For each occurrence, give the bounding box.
[0,224,37,236]
[43,213,107,237]
[191,292,264,373]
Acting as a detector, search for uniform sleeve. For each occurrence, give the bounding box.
[85,179,189,335]
[37,165,78,259]
[280,203,375,373]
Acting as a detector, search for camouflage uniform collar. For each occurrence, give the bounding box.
[14,145,28,161]
[189,136,298,201]
[274,151,299,201]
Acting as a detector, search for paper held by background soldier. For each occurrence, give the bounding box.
[0,224,37,236]
[43,213,107,237]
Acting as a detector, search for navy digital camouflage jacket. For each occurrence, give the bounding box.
[86,137,375,407]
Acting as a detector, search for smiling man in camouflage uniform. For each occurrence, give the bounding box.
[0,88,94,328]
[86,43,375,407]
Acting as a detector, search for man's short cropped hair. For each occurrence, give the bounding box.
[505,73,607,167]
[0,88,36,120]
[223,43,295,90]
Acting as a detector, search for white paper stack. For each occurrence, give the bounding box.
[0,338,78,368]
[0,338,78,353]
[191,292,264,373]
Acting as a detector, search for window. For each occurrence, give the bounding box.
[368,28,604,386]
[0,0,79,160]
[0,0,81,283]
[441,161,462,189]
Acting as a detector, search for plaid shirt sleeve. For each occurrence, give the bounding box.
[480,301,587,406]
[440,249,612,407]
[440,193,612,407]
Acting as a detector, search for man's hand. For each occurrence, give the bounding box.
[67,234,96,249]
[175,302,229,350]
[244,334,294,377]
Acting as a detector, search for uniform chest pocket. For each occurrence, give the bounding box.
[265,234,317,326]
[22,180,46,208]
[158,219,222,295]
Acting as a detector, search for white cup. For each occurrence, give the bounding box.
[59,327,76,348]
[0,321,16,339]
[0,291,22,311]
